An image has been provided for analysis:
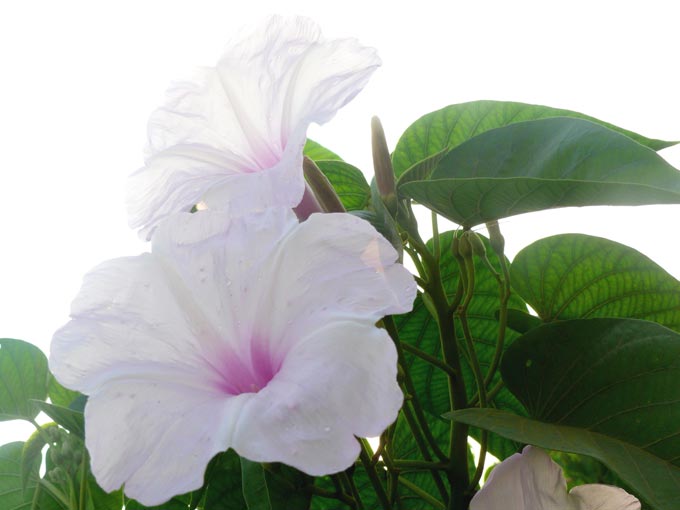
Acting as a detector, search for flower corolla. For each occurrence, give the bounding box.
[50,208,415,505]
[128,16,381,238]
[470,446,640,510]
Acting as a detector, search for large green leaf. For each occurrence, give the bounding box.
[394,231,527,460]
[502,318,680,463]
[313,160,370,211]
[400,117,680,227]
[392,100,676,178]
[510,234,680,331]
[202,450,247,510]
[448,408,680,510]
[47,377,81,409]
[0,339,49,422]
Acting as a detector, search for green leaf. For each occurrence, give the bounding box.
[32,401,84,438]
[510,234,680,330]
[392,100,676,178]
[503,309,542,334]
[0,441,63,510]
[394,231,527,460]
[448,408,680,510]
[0,338,50,422]
[241,459,272,510]
[313,160,370,211]
[47,377,81,409]
[477,318,680,509]
[303,139,342,161]
[202,450,247,510]
[400,117,680,227]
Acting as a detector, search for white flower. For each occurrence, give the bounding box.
[470,446,640,510]
[50,208,415,506]
[127,16,381,238]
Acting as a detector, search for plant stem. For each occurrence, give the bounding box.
[400,342,458,378]
[389,460,449,470]
[398,478,446,509]
[359,439,392,510]
[468,430,488,492]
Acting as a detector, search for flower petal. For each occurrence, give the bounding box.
[470,446,571,510]
[129,16,380,237]
[261,212,416,354]
[569,484,641,510]
[85,378,250,506]
[229,321,402,475]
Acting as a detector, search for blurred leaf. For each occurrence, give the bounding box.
[392,100,676,178]
[48,377,81,408]
[314,160,370,211]
[32,401,84,438]
[400,117,680,227]
[510,234,680,331]
[303,139,342,161]
[503,309,542,334]
[0,338,49,422]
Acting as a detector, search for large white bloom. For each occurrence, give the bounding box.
[50,208,414,506]
[470,446,640,510]
[128,16,381,238]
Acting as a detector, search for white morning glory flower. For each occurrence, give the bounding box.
[470,446,640,510]
[127,16,381,239]
[50,208,415,506]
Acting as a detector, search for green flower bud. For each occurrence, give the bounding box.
[302,157,346,213]
[371,116,397,215]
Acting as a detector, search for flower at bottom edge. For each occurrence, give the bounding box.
[470,445,640,510]
[49,208,415,506]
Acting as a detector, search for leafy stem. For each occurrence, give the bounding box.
[359,439,392,510]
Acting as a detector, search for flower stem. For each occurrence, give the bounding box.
[359,439,392,510]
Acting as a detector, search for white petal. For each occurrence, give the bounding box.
[50,255,213,394]
[261,212,416,354]
[85,378,251,506]
[130,16,380,237]
[470,446,571,510]
[230,321,402,475]
[569,484,641,510]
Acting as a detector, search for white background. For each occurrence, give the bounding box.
[1,0,679,444]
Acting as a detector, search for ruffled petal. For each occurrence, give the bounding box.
[230,321,402,475]
[129,16,380,237]
[85,378,251,506]
[260,212,416,356]
[569,484,641,510]
[470,446,570,510]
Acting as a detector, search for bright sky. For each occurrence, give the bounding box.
[1,0,679,446]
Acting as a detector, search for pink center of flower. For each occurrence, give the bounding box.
[214,338,282,395]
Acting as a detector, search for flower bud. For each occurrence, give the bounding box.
[466,232,487,258]
[458,232,473,259]
[485,220,505,255]
[371,116,397,215]
[302,157,346,213]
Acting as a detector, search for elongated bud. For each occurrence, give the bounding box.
[458,232,473,259]
[467,232,487,258]
[485,220,505,255]
[371,116,397,215]
[302,157,346,213]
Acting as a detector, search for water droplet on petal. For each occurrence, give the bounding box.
[324,426,331,433]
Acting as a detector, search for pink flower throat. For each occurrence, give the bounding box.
[215,339,282,395]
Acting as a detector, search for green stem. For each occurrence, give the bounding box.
[400,342,458,379]
[337,472,363,510]
[310,485,357,507]
[78,451,87,510]
[484,254,511,388]
[39,479,73,510]
[389,460,449,470]
[470,379,505,407]
[431,212,441,262]
[359,440,391,510]
[398,478,446,509]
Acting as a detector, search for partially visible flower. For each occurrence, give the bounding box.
[128,16,381,238]
[470,446,640,510]
[50,208,415,506]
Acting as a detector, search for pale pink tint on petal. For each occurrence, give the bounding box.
[214,337,283,395]
[230,321,402,475]
[128,16,380,238]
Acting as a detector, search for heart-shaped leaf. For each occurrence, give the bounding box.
[0,338,49,422]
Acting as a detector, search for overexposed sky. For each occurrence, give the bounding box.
[1,0,679,443]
